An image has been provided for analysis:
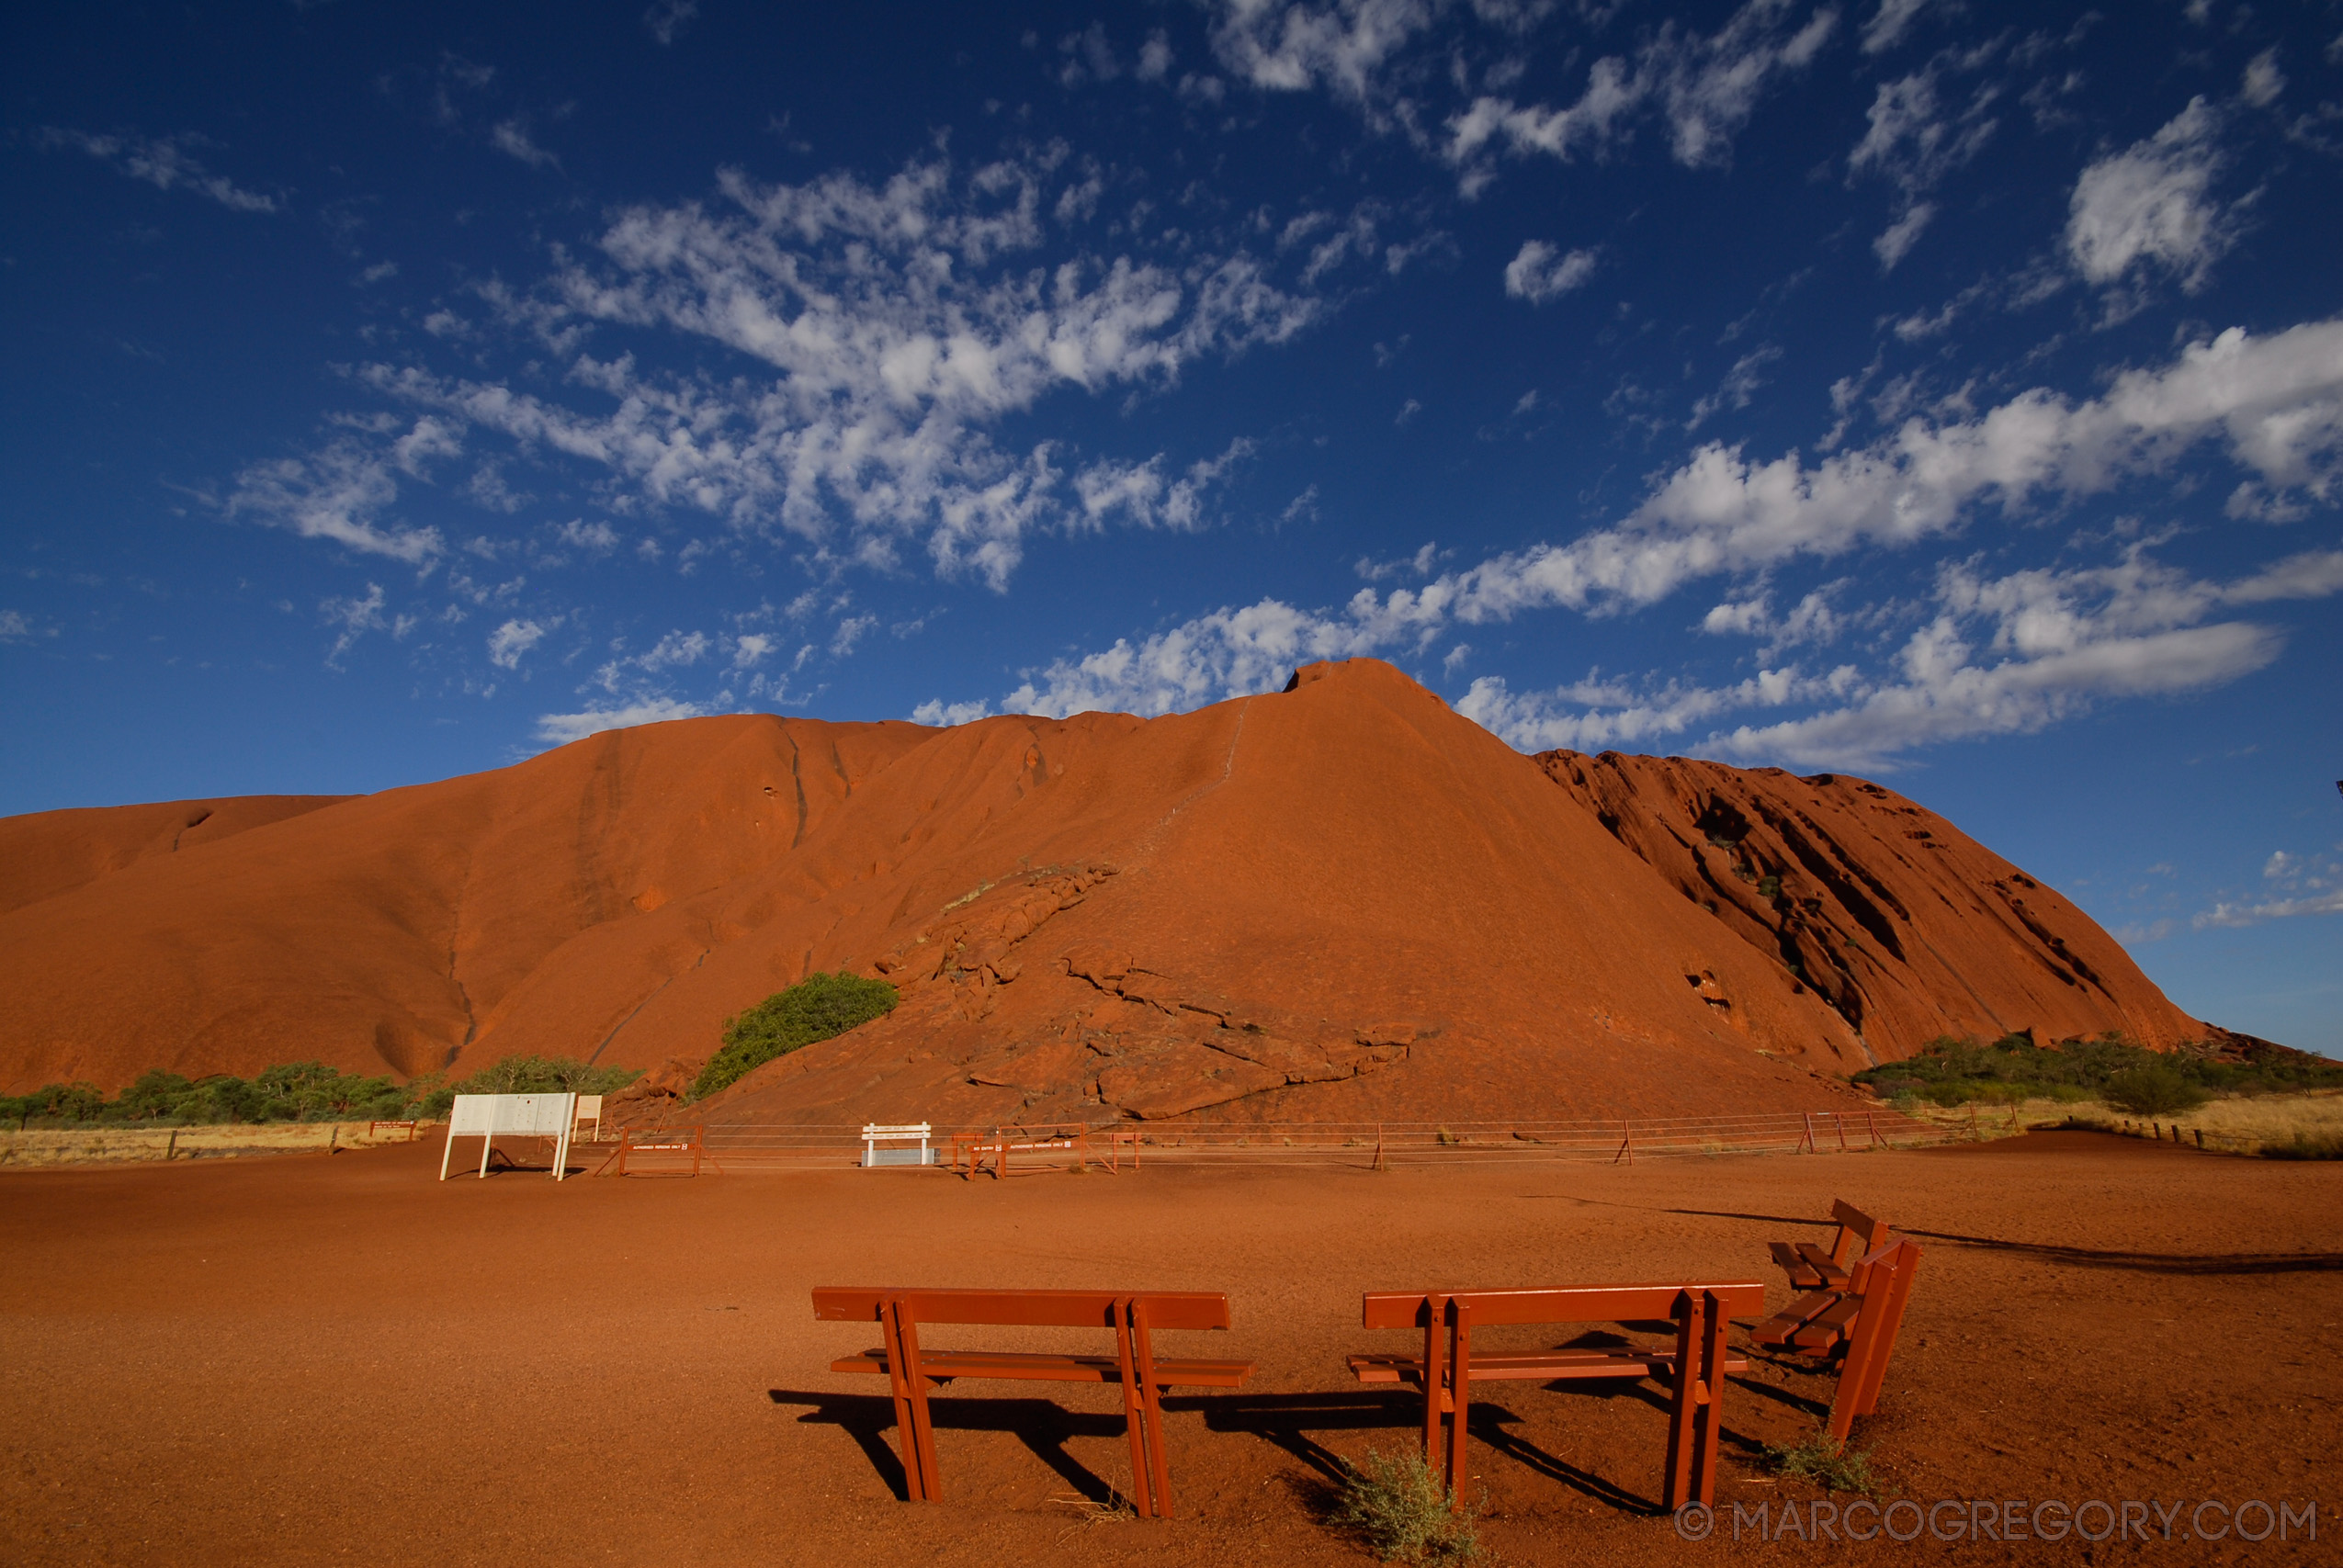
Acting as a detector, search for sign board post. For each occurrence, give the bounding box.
[438,1092,579,1180]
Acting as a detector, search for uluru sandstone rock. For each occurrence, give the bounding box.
[1533,750,2205,1063]
[0,659,2224,1122]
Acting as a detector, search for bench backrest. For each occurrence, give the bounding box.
[1829,1200,1892,1266]
[1362,1280,1767,1330]
[812,1286,1229,1331]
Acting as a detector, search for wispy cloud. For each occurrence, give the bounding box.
[1446,1,1839,187]
[39,128,278,212]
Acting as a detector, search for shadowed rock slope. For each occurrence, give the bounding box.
[0,660,2213,1122]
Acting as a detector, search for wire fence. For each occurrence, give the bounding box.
[682,1107,1958,1172]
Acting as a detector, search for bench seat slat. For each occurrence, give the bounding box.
[812,1286,1230,1331]
[1359,1280,1766,1330]
[1749,1289,1845,1346]
[831,1349,1253,1387]
[1793,1243,1850,1287]
[1788,1297,1863,1349]
[1767,1240,1822,1288]
[1347,1350,1751,1384]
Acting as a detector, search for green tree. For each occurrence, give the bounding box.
[2102,1065,2210,1117]
[693,972,900,1100]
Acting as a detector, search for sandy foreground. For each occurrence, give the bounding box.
[3,1134,2337,1566]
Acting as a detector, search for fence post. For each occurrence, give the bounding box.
[1613,1122,1634,1166]
[1373,1123,1386,1172]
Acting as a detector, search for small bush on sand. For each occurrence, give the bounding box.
[2102,1065,2210,1118]
[1332,1448,1479,1563]
[693,972,900,1100]
[1766,1429,1877,1495]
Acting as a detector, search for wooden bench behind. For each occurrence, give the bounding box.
[1767,1199,1890,1292]
[812,1286,1251,1518]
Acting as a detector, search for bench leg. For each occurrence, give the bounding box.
[1446,1300,1472,1500]
[1663,1293,1704,1510]
[1132,1301,1174,1518]
[1690,1290,1728,1506]
[1421,1303,1443,1471]
[882,1299,941,1502]
[1113,1300,1153,1517]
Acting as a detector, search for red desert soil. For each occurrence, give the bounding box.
[0,659,2215,1124]
[3,1136,2336,1566]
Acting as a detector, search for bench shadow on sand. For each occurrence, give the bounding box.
[772,1382,1767,1515]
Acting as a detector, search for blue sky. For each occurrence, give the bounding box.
[5,1,2339,1051]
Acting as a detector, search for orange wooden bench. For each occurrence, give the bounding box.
[1348,1281,1766,1509]
[812,1286,1252,1517]
[1752,1237,1922,1439]
[1767,1199,1890,1293]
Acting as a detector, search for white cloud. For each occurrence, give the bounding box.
[1503,240,1599,303]
[226,437,447,565]
[732,633,774,668]
[491,118,560,170]
[1456,664,1821,753]
[1859,0,1930,54]
[39,128,277,212]
[2194,888,2343,927]
[993,596,1399,718]
[487,618,547,669]
[534,698,704,745]
[349,153,1341,591]
[911,697,994,727]
[1447,1,1839,182]
[0,610,54,643]
[320,583,389,665]
[2066,97,2235,294]
[1848,65,1997,271]
[1685,344,1782,430]
[550,518,620,556]
[1872,202,1935,269]
[2239,49,2284,109]
[829,614,878,657]
[1138,29,1175,82]
[1435,318,2343,623]
[1073,438,1256,530]
[643,0,699,47]
[1205,0,1441,107]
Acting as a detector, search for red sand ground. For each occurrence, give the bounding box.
[0,661,2213,1129]
[4,1135,2336,1566]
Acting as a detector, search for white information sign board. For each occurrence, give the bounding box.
[439,1091,578,1180]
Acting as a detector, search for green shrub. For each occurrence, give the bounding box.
[1332,1448,1479,1563]
[693,972,900,1100]
[2102,1066,2210,1117]
[1853,1032,2341,1106]
[1766,1429,1877,1495]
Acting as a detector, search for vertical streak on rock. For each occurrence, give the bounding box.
[787,733,809,850]
[447,842,479,1068]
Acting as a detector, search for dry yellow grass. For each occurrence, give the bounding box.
[0,1120,432,1168]
[1900,1088,2343,1156]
